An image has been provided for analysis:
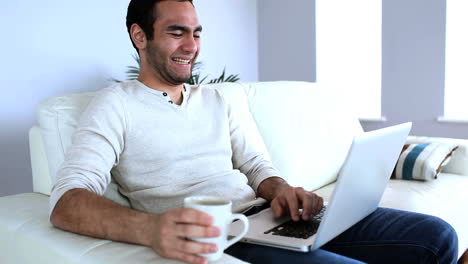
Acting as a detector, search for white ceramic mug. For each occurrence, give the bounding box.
[183,196,249,262]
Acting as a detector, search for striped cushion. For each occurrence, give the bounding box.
[392,143,458,181]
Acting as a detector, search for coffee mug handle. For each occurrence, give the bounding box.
[225,214,249,249]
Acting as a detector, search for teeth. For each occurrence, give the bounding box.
[173,58,190,64]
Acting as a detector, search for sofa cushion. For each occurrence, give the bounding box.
[407,136,468,176]
[392,143,458,181]
[242,81,363,191]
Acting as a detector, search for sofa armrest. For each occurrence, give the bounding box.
[29,126,52,195]
[0,193,249,264]
[407,136,468,176]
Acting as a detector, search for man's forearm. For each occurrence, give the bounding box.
[50,188,156,247]
[257,176,289,201]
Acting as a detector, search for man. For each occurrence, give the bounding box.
[50,1,458,264]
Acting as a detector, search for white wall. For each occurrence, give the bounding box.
[0,0,258,196]
[0,0,135,197]
[196,0,259,82]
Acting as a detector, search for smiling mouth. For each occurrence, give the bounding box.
[172,57,191,65]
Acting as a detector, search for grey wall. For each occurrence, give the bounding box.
[363,0,468,139]
[257,0,316,82]
[257,0,468,139]
[0,0,259,197]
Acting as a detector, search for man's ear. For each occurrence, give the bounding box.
[130,24,147,50]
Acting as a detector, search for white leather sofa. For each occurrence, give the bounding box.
[1,81,467,263]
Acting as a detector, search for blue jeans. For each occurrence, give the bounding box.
[226,207,458,264]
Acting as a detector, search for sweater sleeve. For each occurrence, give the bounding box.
[226,98,281,193]
[49,88,127,216]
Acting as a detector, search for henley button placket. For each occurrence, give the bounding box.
[162,92,173,104]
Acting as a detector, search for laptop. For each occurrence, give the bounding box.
[229,122,412,252]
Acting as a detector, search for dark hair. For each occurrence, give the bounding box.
[126,0,194,53]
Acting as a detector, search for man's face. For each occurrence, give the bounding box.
[145,1,201,85]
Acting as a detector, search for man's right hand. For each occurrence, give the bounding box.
[150,208,221,264]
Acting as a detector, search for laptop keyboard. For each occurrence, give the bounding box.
[264,206,327,239]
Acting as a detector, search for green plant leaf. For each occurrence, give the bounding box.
[133,53,140,64]
[198,75,208,85]
[225,74,240,83]
[109,77,122,83]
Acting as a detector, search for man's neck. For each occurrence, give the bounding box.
[138,74,184,105]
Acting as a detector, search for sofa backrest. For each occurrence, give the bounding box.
[241,81,363,190]
[30,81,363,198]
[36,93,95,191]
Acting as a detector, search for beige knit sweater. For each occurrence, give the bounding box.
[50,80,279,215]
